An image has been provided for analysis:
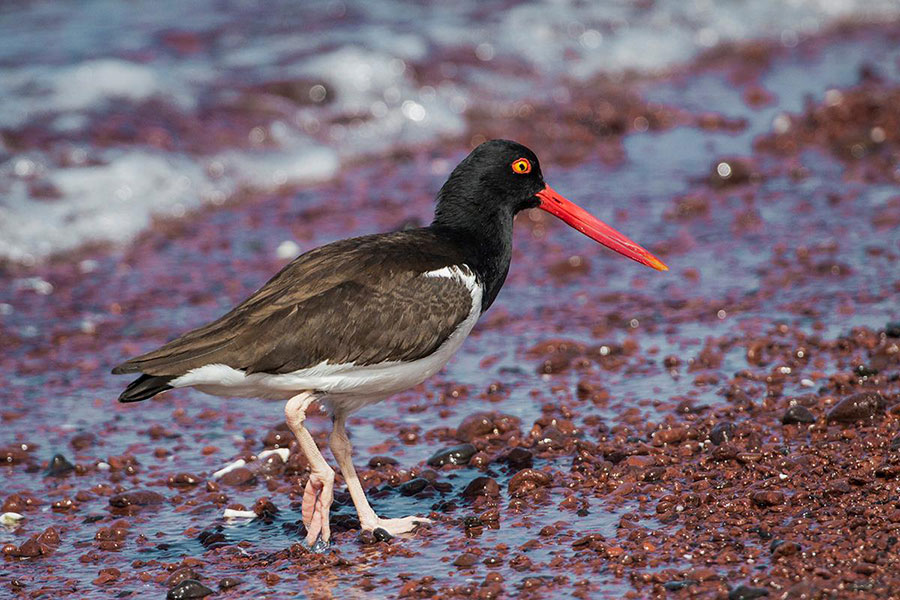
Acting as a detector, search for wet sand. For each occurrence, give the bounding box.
[2,22,900,599]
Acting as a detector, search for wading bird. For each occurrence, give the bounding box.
[113,139,667,551]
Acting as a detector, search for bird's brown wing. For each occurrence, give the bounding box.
[111,230,475,377]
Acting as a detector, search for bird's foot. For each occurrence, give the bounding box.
[363,515,432,537]
[302,469,334,549]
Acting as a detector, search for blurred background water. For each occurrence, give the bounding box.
[1,0,897,265]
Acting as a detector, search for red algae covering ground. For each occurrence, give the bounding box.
[2,23,900,600]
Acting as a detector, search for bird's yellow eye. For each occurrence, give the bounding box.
[511,158,532,174]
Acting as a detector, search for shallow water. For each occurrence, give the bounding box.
[1,11,900,600]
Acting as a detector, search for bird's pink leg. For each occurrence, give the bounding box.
[329,414,431,537]
[284,392,334,552]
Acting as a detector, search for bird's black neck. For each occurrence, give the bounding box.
[430,205,514,314]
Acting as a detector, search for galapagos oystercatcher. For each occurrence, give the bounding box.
[113,139,667,550]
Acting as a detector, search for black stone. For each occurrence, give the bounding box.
[373,527,393,542]
[885,321,900,338]
[709,422,735,445]
[426,443,477,467]
[664,580,698,591]
[501,447,533,468]
[782,405,816,425]
[729,585,770,600]
[44,454,74,477]
[218,578,242,590]
[399,477,429,496]
[167,580,214,600]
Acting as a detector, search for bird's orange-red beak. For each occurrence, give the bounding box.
[536,185,668,271]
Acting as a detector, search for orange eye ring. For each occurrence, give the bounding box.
[511,158,532,174]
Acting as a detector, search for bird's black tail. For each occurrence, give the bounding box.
[118,374,174,403]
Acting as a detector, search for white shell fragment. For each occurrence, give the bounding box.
[1,512,24,526]
[223,508,257,520]
[257,448,290,462]
[212,459,246,479]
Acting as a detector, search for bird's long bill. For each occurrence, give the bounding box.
[536,185,669,271]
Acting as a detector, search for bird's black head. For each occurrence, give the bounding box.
[432,137,669,275]
[432,139,546,229]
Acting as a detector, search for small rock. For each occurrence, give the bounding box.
[886,321,900,338]
[462,476,500,499]
[108,490,164,509]
[500,447,533,468]
[165,568,199,589]
[770,540,801,557]
[399,478,428,496]
[456,413,495,441]
[219,467,257,487]
[262,424,293,448]
[167,579,214,600]
[508,468,552,497]
[453,552,478,567]
[729,585,769,600]
[44,454,75,477]
[219,577,242,590]
[782,405,816,425]
[373,527,393,542]
[752,490,785,507]
[368,456,398,468]
[826,392,885,424]
[168,473,201,487]
[652,426,687,446]
[664,580,699,591]
[709,422,735,445]
[426,443,477,467]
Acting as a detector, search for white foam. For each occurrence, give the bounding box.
[0,0,898,263]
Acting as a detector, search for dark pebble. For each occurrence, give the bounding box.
[219,578,242,590]
[399,477,429,496]
[167,579,214,600]
[664,580,698,591]
[168,473,201,487]
[44,454,74,477]
[262,424,292,448]
[782,405,816,425]
[426,443,477,467]
[891,434,900,452]
[373,527,393,542]
[728,585,770,600]
[165,568,199,589]
[854,364,878,377]
[368,456,398,468]
[709,422,735,445]
[453,552,478,567]
[456,413,495,442]
[501,447,533,468]
[462,476,500,499]
[108,490,164,508]
[220,467,257,487]
[826,392,885,424]
[508,468,552,497]
[886,321,900,338]
[770,540,801,556]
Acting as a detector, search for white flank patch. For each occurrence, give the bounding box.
[170,265,482,413]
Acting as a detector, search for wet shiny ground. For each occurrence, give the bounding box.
[2,24,900,599]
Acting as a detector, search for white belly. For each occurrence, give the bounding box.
[169,266,483,414]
